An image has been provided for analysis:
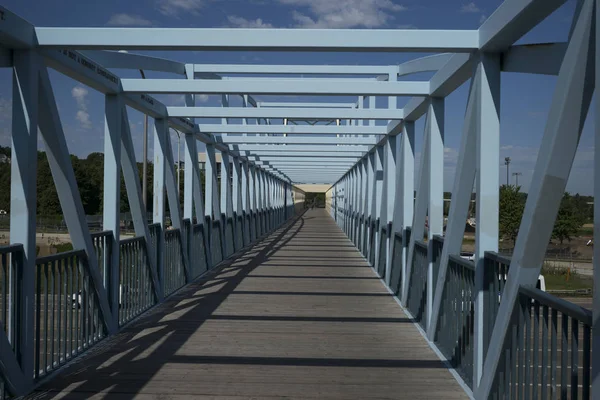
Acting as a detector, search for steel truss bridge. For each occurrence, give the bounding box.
[0,0,598,398]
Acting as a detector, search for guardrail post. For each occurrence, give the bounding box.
[425,97,444,335]
[103,93,123,328]
[472,53,500,389]
[10,49,39,393]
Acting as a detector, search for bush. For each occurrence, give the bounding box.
[53,242,74,254]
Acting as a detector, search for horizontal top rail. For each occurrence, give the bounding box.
[432,234,444,244]
[519,285,592,325]
[483,251,511,266]
[120,236,145,246]
[36,248,85,264]
[414,240,428,251]
[91,230,113,238]
[0,243,24,254]
[448,254,475,271]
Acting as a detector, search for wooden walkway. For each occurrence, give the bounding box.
[29,209,467,399]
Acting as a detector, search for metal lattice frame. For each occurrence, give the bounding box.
[0,1,598,398]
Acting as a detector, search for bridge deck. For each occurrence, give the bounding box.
[29,209,467,399]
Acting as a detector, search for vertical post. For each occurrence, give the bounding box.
[103,94,122,325]
[473,53,500,389]
[371,146,384,272]
[426,98,444,333]
[391,121,415,296]
[205,144,222,262]
[402,116,431,306]
[11,50,38,386]
[383,135,398,286]
[232,157,243,250]
[220,151,233,256]
[153,119,166,283]
[477,1,594,395]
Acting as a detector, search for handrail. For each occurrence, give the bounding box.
[0,243,25,254]
[519,285,592,325]
[483,251,511,267]
[120,236,145,246]
[448,254,475,271]
[36,248,85,264]
[90,230,113,239]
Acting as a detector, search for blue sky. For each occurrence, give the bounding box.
[0,0,594,195]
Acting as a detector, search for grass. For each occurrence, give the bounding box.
[542,263,593,294]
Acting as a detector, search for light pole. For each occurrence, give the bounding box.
[504,157,511,186]
[512,172,522,187]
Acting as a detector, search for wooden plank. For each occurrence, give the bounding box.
[30,209,467,400]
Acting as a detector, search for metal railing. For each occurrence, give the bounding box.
[0,244,24,355]
[377,223,389,278]
[483,251,512,359]
[434,254,476,388]
[34,250,107,379]
[163,229,186,297]
[490,287,592,399]
[190,223,208,278]
[235,213,244,252]
[224,216,234,258]
[91,230,113,288]
[407,240,429,329]
[211,219,223,267]
[118,237,156,327]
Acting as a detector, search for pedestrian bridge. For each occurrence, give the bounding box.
[0,1,598,399]
[26,209,468,399]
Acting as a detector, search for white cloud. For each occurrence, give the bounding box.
[479,14,487,24]
[107,13,152,26]
[71,85,92,129]
[227,15,274,28]
[197,94,210,103]
[280,0,406,28]
[0,98,11,122]
[156,0,205,17]
[461,2,480,13]
[76,110,92,129]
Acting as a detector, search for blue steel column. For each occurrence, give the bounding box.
[372,146,384,272]
[366,153,375,261]
[359,159,368,253]
[232,156,243,250]
[103,94,123,326]
[402,115,430,306]
[382,135,397,285]
[241,160,250,245]
[478,1,595,395]
[472,53,500,389]
[220,151,234,257]
[249,165,257,241]
[204,144,221,264]
[426,98,444,334]
[153,119,166,283]
[391,121,415,297]
[10,50,39,391]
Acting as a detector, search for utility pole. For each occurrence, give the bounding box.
[504,157,511,186]
[512,172,522,187]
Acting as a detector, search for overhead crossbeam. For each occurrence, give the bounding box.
[122,79,429,96]
[168,106,404,120]
[228,145,371,152]
[199,124,388,135]
[217,136,379,145]
[33,28,479,52]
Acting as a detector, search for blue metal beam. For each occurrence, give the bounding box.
[34,28,479,52]
[122,79,429,96]
[168,106,405,120]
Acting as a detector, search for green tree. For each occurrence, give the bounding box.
[499,184,525,246]
[552,192,585,244]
